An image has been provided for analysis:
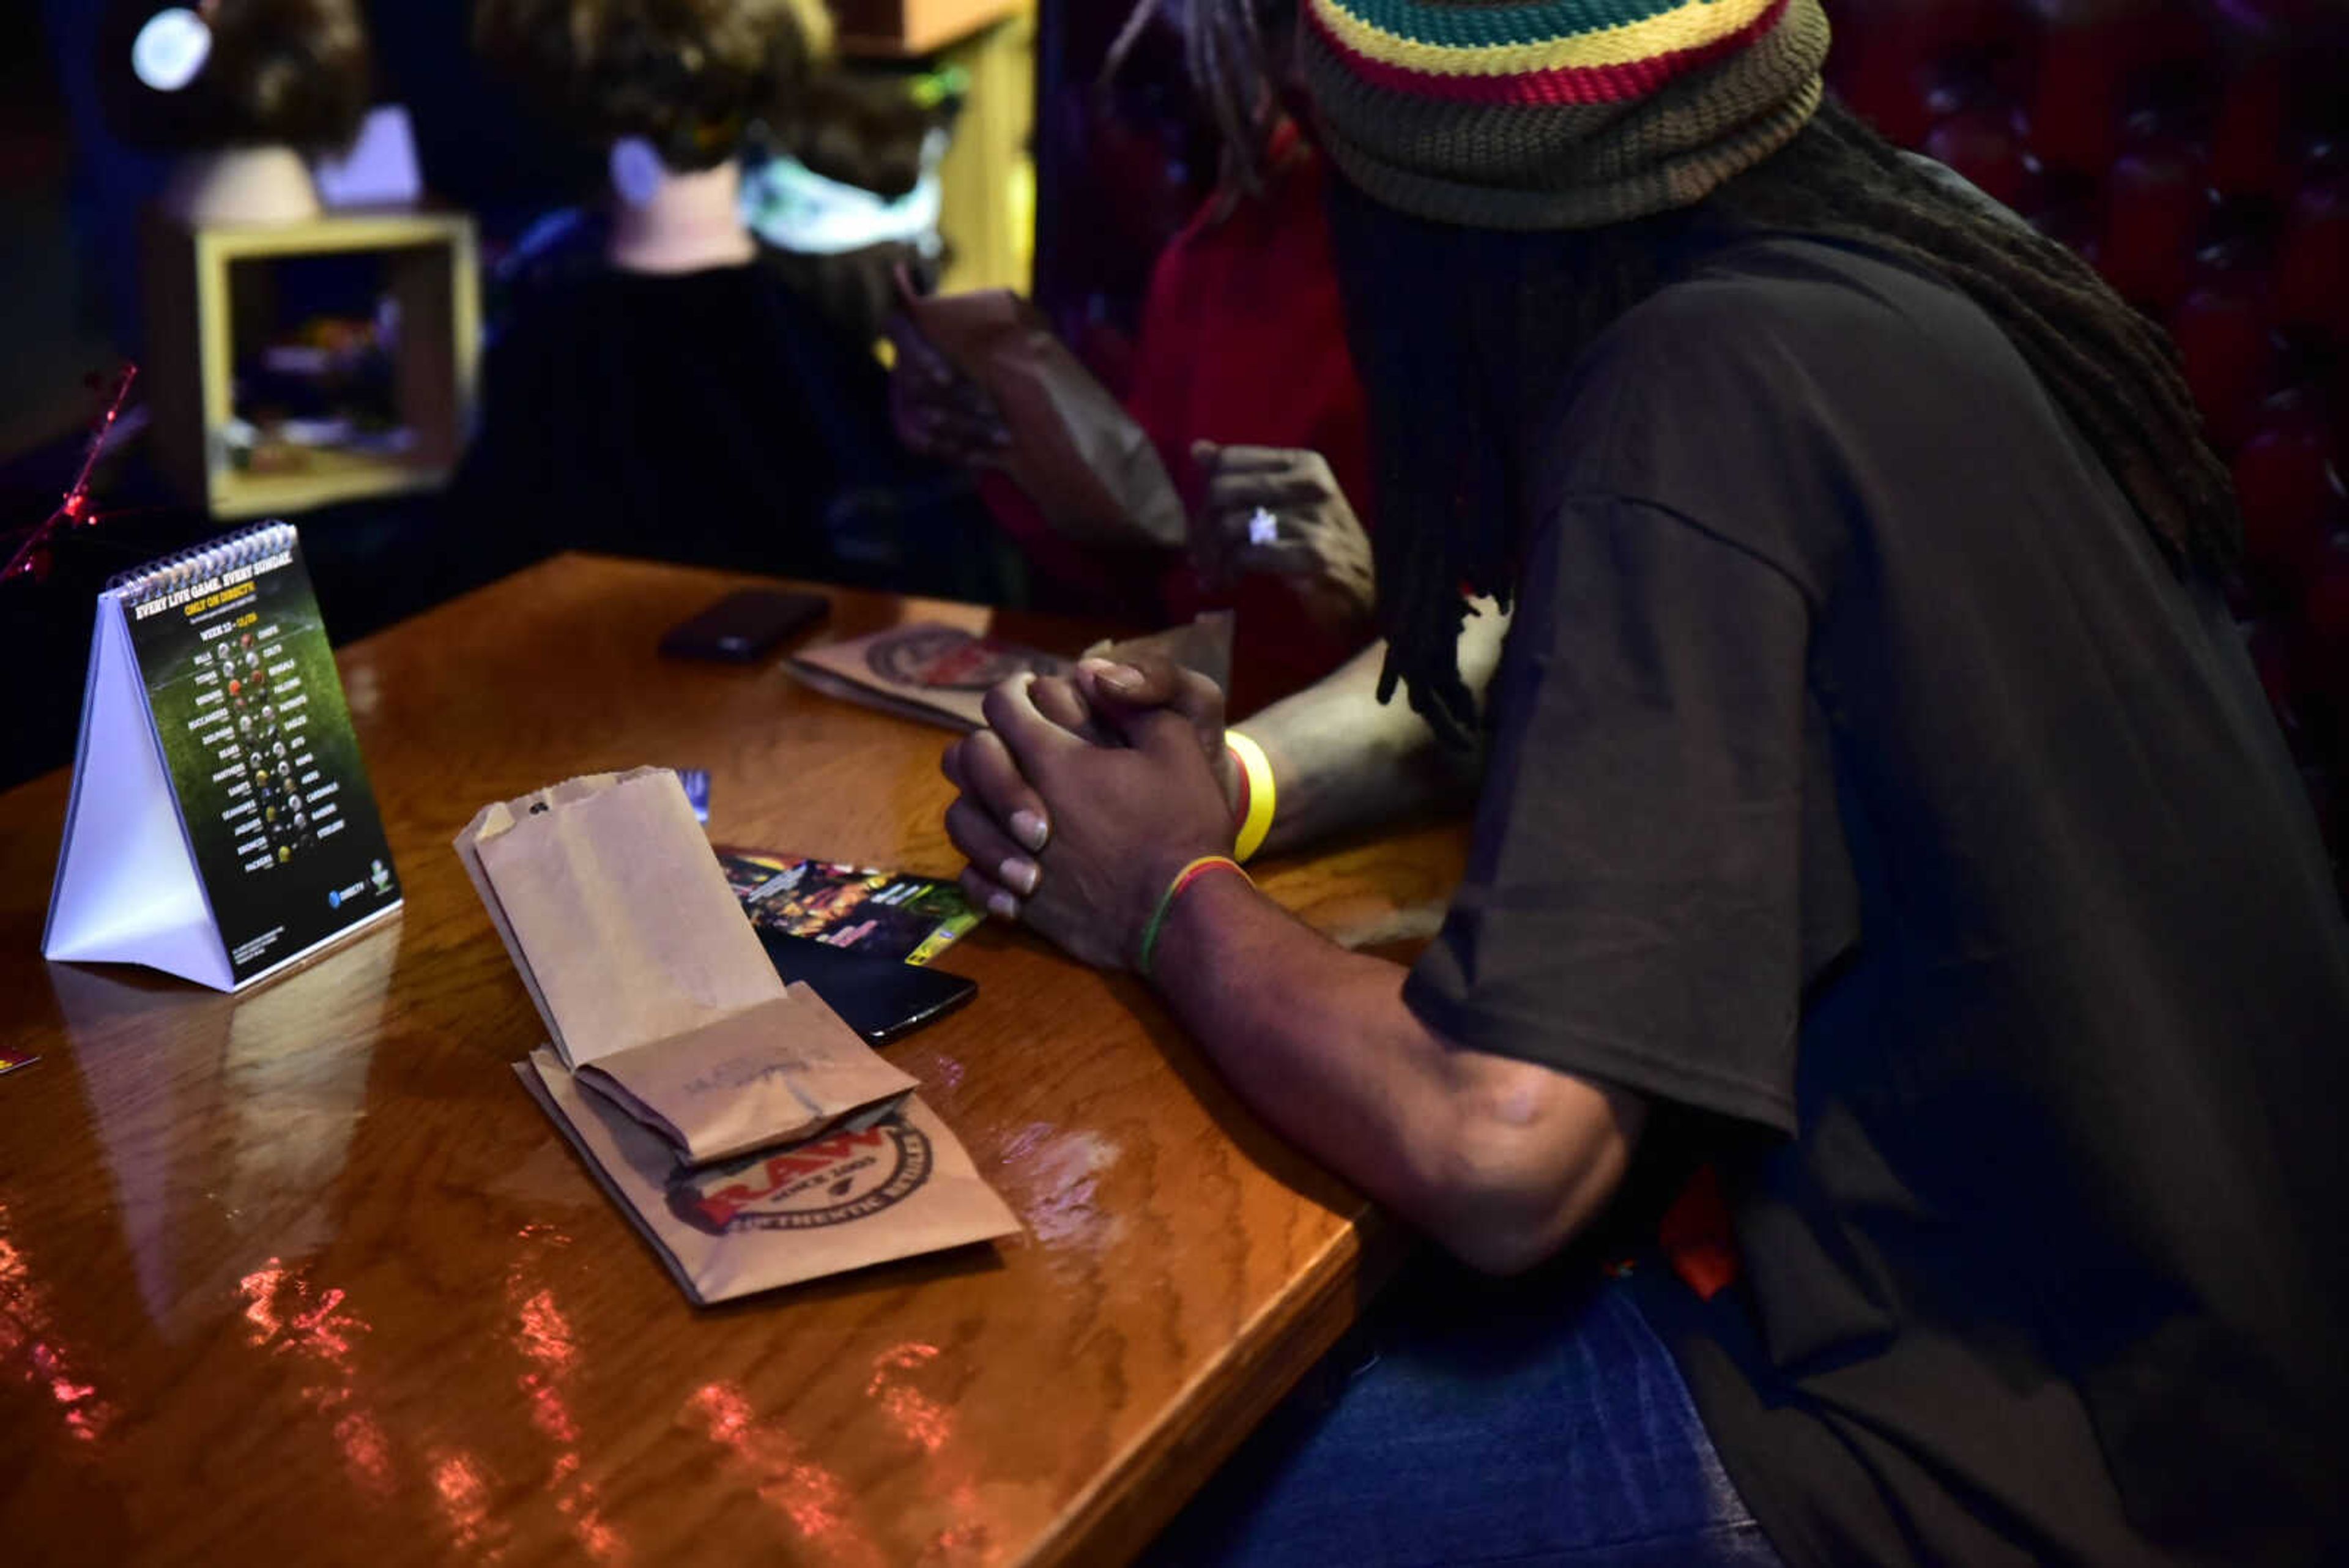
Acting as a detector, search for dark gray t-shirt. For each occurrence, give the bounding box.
[1405,235,2349,1567]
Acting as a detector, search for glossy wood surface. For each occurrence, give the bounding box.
[0,554,1468,1567]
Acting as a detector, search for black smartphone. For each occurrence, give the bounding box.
[757,929,977,1046]
[659,589,829,663]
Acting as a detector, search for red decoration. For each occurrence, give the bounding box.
[2276,177,2349,340]
[2210,58,2291,201]
[1925,105,2036,209]
[2297,523,2349,691]
[2025,12,2130,176]
[2098,138,2213,312]
[2170,269,2278,456]
[2,365,139,585]
[2235,395,2343,583]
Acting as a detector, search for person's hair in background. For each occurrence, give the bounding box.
[472,0,833,173]
[1102,0,1301,203]
[788,69,951,202]
[754,68,960,346]
[1286,0,2238,748]
[99,0,374,153]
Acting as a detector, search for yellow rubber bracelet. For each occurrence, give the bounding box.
[1227,729,1276,864]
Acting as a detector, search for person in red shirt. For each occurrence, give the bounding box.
[891,18,1373,717]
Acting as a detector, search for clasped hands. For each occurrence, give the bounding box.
[941,660,1239,972]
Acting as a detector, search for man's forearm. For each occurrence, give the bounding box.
[1239,601,1510,856]
[1148,869,1642,1275]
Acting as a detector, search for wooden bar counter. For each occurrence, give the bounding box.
[0,554,1468,1567]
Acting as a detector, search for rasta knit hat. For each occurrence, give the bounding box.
[1299,0,1832,230]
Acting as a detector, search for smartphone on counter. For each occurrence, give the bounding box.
[659,589,829,663]
[756,930,977,1047]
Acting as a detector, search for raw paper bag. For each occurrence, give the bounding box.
[789,623,1066,732]
[574,984,917,1166]
[518,1052,1022,1304]
[901,288,1188,550]
[453,768,913,1162]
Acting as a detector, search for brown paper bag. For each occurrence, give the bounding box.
[454,768,911,1161]
[574,984,916,1166]
[789,623,1067,732]
[902,288,1189,550]
[455,768,778,1068]
[518,1051,1022,1304]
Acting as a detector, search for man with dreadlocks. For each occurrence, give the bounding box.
[941,0,2349,1562]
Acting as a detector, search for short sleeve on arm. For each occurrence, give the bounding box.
[1404,497,1813,1135]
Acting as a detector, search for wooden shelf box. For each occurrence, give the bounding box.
[143,209,480,520]
[831,0,1023,55]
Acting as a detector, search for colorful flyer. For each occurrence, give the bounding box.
[718,851,978,967]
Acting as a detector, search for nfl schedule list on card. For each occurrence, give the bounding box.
[45,522,401,990]
[184,602,325,866]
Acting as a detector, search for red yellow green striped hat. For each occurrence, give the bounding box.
[1299,0,1831,229]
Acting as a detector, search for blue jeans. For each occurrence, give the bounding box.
[1143,1258,1782,1568]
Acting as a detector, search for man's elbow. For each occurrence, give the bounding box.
[1419,1072,1645,1277]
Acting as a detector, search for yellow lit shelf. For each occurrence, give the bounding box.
[209,447,451,522]
[142,207,480,519]
[831,0,1036,297]
[832,0,1024,58]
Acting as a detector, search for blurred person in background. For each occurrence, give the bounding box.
[455,0,985,591]
[892,0,1375,716]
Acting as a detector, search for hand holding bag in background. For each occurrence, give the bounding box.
[897,281,1189,551]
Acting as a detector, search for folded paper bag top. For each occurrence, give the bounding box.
[576,983,917,1166]
[453,767,912,1164]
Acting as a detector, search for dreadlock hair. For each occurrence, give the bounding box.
[1103,0,1299,199]
[1330,96,2243,748]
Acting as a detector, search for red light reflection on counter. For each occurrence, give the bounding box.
[431,1448,507,1559]
[503,1230,625,1562]
[236,1257,393,1496]
[866,1345,999,1564]
[336,1408,395,1489]
[685,1382,885,1567]
[866,1343,951,1454]
[515,1291,580,1444]
[237,1260,369,1369]
[0,1202,117,1443]
[515,1289,576,1371]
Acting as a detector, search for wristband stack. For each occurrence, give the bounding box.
[1138,855,1249,978]
[1136,734,1277,979]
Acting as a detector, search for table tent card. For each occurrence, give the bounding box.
[43,521,401,990]
[456,768,1019,1301]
